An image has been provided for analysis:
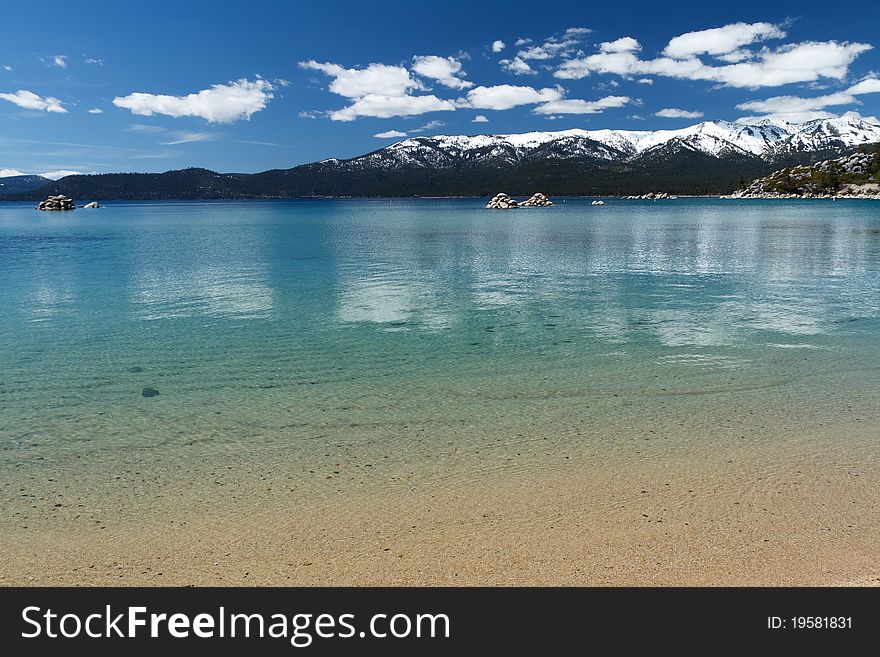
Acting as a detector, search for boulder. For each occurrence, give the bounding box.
[37,195,75,211]
[521,192,554,207]
[82,201,99,209]
[486,192,519,209]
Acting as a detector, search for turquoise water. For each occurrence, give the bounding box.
[1,198,879,461]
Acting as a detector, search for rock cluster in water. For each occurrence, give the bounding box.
[37,195,75,211]
[520,192,554,207]
[624,192,672,200]
[486,192,519,209]
[487,192,555,209]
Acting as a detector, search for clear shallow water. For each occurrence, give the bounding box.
[1,198,879,459]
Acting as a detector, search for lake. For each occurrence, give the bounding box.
[2,198,879,585]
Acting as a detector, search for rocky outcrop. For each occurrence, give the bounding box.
[624,192,672,200]
[521,192,554,207]
[726,151,880,199]
[82,201,100,209]
[591,200,605,205]
[487,192,556,209]
[486,192,519,209]
[37,195,75,211]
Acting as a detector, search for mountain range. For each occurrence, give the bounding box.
[3,116,880,200]
[0,174,52,194]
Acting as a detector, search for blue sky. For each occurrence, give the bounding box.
[1,0,879,177]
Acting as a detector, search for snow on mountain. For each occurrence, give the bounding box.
[349,117,880,170]
[772,116,880,153]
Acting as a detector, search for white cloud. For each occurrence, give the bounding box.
[564,27,591,36]
[518,46,553,61]
[637,78,653,84]
[234,139,282,146]
[160,131,218,145]
[300,60,421,97]
[733,41,872,86]
[0,168,25,177]
[555,51,639,79]
[519,39,579,61]
[374,130,408,138]
[126,123,167,133]
[412,55,473,89]
[462,84,564,110]
[600,37,641,53]
[499,57,535,75]
[84,57,104,65]
[655,108,704,118]
[0,89,66,113]
[52,55,68,69]
[555,38,872,88]
[664,22,785,59]
[491,40,505,53]
[112,78,274,123]
[472,114,489,122]
[734,77,880,121]
[534,95,632,114]
[87,107,103,114]
[514,38,532,47]
[412,120,445,133]
[330,94,455,121]
[735,91,854,115]
[848,77,880,94]
[40,170,80,180]
[737,110,839,124]
[302,60,454,121]
[2,65,11,71]
[714,50,751,63]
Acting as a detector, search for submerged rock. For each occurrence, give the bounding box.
[127,366,144,373]
[141,387,160,397]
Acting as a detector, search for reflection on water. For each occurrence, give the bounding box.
[128,225,275,321]
[132,267,274,320]
[0,199,878,454]
[326,200,880,348]
[0,198,878,381]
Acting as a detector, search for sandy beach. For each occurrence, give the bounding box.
[4,371,878,587]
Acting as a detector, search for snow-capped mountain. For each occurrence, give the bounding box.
[325,116,880,171]
[8,116,878,201]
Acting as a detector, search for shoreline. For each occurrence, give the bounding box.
[4,193,880,203]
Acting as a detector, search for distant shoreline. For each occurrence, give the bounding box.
[5,194,880,204]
